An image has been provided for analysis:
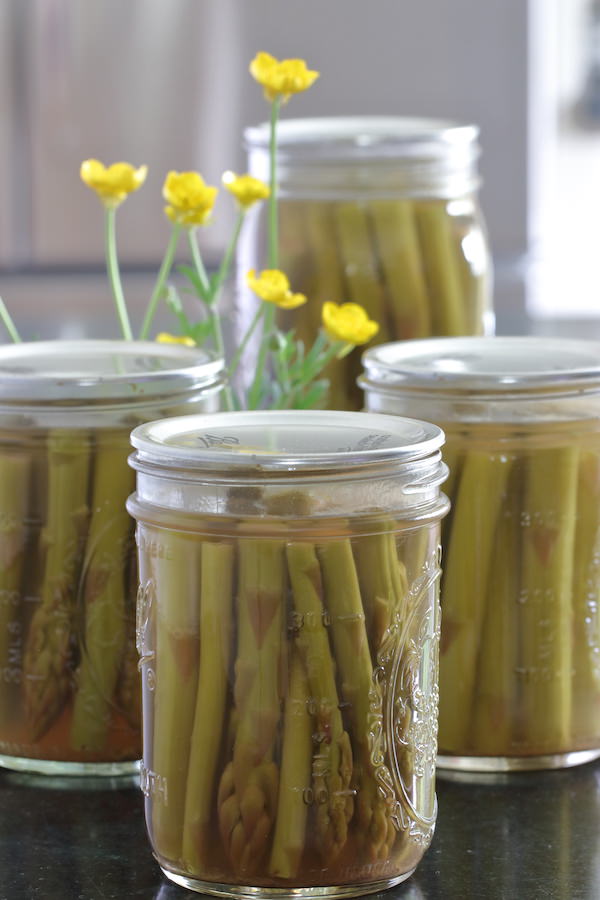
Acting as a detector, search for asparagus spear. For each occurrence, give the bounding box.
[353,526,408,653]
[182,541,235,873]
[518,446,578,750]
[368,200,431,339]
[302,202,353,410]
[414,200,467,335]
[317,539,396,862]
[151,528,202,863]
[0,451,32,728]
[438,451,512,753]
[571,450,600,741]
[286,542,354,861]
[471,468,521,754]
[23,429,92,741]
[217,539,285,874]
[70,432,135,751]
[268,648,313,879]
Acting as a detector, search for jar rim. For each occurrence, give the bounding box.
[361,337,600,395]
[0,340,225,403]
[244,116,479,160]
[130,409,444,473]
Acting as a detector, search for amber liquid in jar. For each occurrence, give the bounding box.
[438,419,600,762]
[0,427,140,770]
[135,508,441,892]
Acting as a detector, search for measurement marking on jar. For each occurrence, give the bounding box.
[140,763,168,803]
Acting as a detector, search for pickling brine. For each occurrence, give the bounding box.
[0,340,224,775]
[128,409,448,896]
[361,336,600,772]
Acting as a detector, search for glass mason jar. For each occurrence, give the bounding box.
[0,340,224,776]
[360,336,600,773]
[239,116,492,411]
[127,409,449,897]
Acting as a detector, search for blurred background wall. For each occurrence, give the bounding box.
[0,0,597,339]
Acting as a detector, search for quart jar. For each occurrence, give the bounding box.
[127,409,449,897]
[360,336,600,772]
[0,340,224,775]
[239,116,492,411]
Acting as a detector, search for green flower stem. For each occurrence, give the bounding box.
[188,230,235,411]
[278,339,348,409]
[0,296,21,343]
[228,303,265,380]
[139,224,182,339]
[268,97,282,268]
[248,303,275,409]
[105,207,133,340]
[212,211,245,296]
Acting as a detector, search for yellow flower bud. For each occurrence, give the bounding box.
[80,159,147,209]
[246,269,307,309]
[162,171,218,227]
[155,332,196,347]
[249,52,319,102]
[322,302,379,346]
[222,172,270,209]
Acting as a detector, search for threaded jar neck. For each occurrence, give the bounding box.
[244,116,481,200]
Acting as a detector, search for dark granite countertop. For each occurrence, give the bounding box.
[1,760,599,900]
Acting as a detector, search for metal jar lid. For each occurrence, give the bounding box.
[0,340,225,405]
[129,410,448,520]
[130,409,444,473]
[360,337,600,399]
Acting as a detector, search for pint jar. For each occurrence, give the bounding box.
[0,340,224,775]
[127,409,449,897]
[360,336,600,772]
[239,116,492,410]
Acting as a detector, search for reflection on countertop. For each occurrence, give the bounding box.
[1,760,599,899]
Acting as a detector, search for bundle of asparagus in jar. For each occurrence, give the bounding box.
[128,409,449,894]
[0,341,224,773]
[361,337,600,771]
[240,116,492,410]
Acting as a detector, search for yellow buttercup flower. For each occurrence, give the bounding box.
[222,172,270,209]
[155,332,196,347]
[80,159,147,208]
[322,302,379,345]
[249,52,319,102]
[246,269,307,309]
[162,171,218,227]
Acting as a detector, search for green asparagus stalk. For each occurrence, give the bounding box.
[571,450,600,740]
[0,451,32,727]
[414,200,467,335]
[352,526,408,653]
[286,542,354,861]
[217,539,284,873]
[23,429,92,741]
[317,539,396,862]
[302,202,352,409]
[151,528,202,863]
[470,469,521,753]
[182,541,235,873]
[70,433,135,751]
[268,648,313,879]
[518,446,578,750]
[438,451,512,753]
[369,200,431,339]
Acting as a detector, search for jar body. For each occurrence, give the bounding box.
[362,344,600,772]
[0,341,223,775]
[240,117,493,411]
[128,409,448,896]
